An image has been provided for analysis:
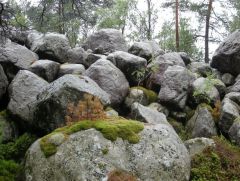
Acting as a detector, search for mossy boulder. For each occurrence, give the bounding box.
[25,117,190,181]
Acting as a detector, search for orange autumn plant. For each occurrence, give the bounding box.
[212,100,221,122]
[65,94,106,125]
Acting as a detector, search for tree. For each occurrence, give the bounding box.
[229,0,240,32]
[175,0,180,51]
[158,18,202,60]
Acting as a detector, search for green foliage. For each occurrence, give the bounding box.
[0,159,21,181]
[158,18,202,60]
[102,147,109,155]
[168,118,188,141]
[40,118,144,157]
[131,86,158,103]
[0,133,36,181]
[191,136,240,181]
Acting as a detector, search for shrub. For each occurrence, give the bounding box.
[211,100,221,123]
[65,93,106,125]
[191,136,240,181]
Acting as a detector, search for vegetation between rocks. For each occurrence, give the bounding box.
[191,136,240,181]
[131,86,158,103]
[40,118,144,158]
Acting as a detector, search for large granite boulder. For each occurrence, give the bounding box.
[128,41,164,61]
[66,47,88,66]
[186,104,217,138]
[229,117,240,146]
[219,98,240,135]
[58,64,85,77]
[33,75,111,133]
[159,65,195,110]
[211,29,240,75]
[187,62,212,77]
[25,121,190,181]
[7,70,49,128]
[107,51,147,85]
[221,73,235,86]
[84,53,106,68]
[190,77,220,105]
[85,59,129,105]
[30,60,60,82]
[30,33,71,63]
[0,65,8,100]
[83,29,127,54]
[131,103,168,124]
[0,41,38,80]
[147,53,185,91]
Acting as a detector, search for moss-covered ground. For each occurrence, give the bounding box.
[190,136,240,181]
[40,118,144,158]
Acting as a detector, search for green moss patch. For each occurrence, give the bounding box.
[40,118,144,158]
[168,118,188,141]
[191,136,240,181]
[131,86,158,103]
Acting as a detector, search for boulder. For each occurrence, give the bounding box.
[184,137,215,157]
[131,103,168,124]
[7,70,49,128]
[190,77,220,105]
[219,98,240,135]
[178,52,191,65]
[148,102,169,117]
[0,41,38,80]
[33,75,111,133]
[26,30,43,48]
[209,79,226,98]
[83,29,127,54]
[66,47,88,66]
[107,51,147,85]
[30,60,60,82]
[187,62,212,77]
[58,64,85,77]
[0,65,8,100]
[225,92,240,105]
[227,79,240,93]
[186,104,217,138]
[146,53,185,91]
[85,59,129,105]
[128,41,164,61]
[30,32,71,63]
[125,88,148,108]
[159,65,195,110]
[211,29,240,75]
[85,53,106,68]
[25,122,190,181]
[221,73,235,86]
[228,117,240,146]
[9,30,28,45]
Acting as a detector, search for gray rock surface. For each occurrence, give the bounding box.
[229,117,240,146]
[211,29,240,75]
[85,53,106,68]
[159,65,195,110]
[30,60,60,82]
[190,77,220,105]
[186,104,217,138]
[184,137,215,157]
[225,92,240,105]
[128,41,164,61]
[83,29,127,54]
[147,53,185,90]
[25,123,190,181]
[221,73,235,86]
[30,33,71,63]
[7,70,49,126]
[125,88,148,108]
[187,62,212,77]
[58,64,85,77]
[131,103,168,124]
[86,59,129,105]
[33,75,111,133]
[219,98,240,135]
[0,65,8,100]
[0,41,38,80]
[179,52,191,65]
[107,51,147,85]
[66,47,88,65]
[227,79,240,93]
[148,102,169,117]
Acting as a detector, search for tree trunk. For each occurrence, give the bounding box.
[175,0,179,51]
[205,0,213,63]
[147,0,151,40]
